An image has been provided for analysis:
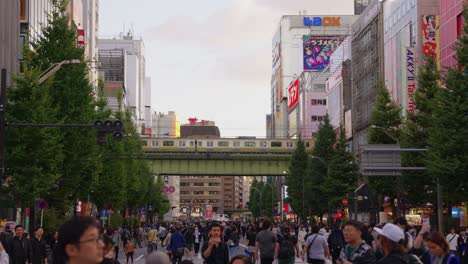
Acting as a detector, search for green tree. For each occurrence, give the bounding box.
[426,8,468,205]
[248,179,261,217]
[305,115,335,219]
[367,81,402,196]
[400,55,440,207]
[323,128,359,210]
[286,140,308,219]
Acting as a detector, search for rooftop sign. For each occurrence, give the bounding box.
[304,17,341,27]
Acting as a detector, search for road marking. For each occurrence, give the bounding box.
[135,254,144,262]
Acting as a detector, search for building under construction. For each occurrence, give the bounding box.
[351,0,385,156]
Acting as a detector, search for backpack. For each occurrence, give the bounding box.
[278,235,294,259]
[328,231,345,249]
[230,231,240,246]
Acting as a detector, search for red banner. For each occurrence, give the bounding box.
[77,29,85,46]
[287,79,299,111]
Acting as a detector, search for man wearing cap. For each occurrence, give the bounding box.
[394,217,414,250]
[374,223,409,264]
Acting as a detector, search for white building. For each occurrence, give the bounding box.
[151,111,180,137]
[81,0,100,93]
[162,175,180,218]
[270,15,358,139]
[98,34,149,128]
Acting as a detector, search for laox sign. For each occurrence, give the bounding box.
[304,17,341,27]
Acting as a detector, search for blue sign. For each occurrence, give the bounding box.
[451,207,460,218]
[303,17,341,27]
[100,210,108,218]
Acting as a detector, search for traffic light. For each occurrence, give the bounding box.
[94,120,125,144]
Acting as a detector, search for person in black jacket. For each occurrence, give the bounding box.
[31,227,47,264]
[374,223,408,264]
[8,225,32,264]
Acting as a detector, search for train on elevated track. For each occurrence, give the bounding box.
[141,137,313,153]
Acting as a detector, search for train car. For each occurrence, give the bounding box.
[141,137,313,153]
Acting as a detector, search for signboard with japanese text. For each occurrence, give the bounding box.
[287,79,299,111]
[422,15,440,69]
[406,47,416,113]
[303,36,340,71]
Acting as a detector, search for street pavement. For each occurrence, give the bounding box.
[116,239,307,264]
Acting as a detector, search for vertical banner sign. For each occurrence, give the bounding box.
[406,47,416,113]
[77,29,85,46]
[422,15,440,69]
[287,79,299,111]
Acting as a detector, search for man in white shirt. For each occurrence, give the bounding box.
[446,227,460,255]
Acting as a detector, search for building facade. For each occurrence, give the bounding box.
[351,0,385,155]
[270,15,358,140]
[439,0,465,69]
[151,111,180,137]
[0,0,20,86]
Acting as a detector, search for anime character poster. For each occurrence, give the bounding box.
[303,36,339,71]
[421,15,440,69]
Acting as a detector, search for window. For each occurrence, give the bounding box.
[193,182,204,186]
[142,141,148,146]
[193,191,205,195]
[311,99,327,105]
[209,183,220,186]
[151,141,159,147]
[233,141,240,147]
[178,141,186,147]
[163,141,174,146]
[311,116,325,122]
[218,141,229,147]
[271,141,282,147]
[208,191,219,195]
[306,142,311,148]
[244,141,256,147]
[190,141,194,147]
[180,182,190,186]
[180,191,190,195]
[197,141,203,146]
[207,141,214,147]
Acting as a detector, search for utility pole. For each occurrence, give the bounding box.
[0,69,6,187]
[437,178,443,233]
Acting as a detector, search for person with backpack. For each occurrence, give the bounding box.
[328,223,345,264]
[184,226,195,260]
[227,225,240,261]
[302,225,331,264]
[255,220,278,264]
[276,228,299,264]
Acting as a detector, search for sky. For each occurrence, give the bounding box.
[99,0,354,137]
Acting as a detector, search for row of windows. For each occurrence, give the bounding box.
[311,115,325,122]
[147,140,291,148]
[311,99,327,106]
[180,199,219,204]
[180,182,221,187]
[384,0,416,33]
[180,191,220,195]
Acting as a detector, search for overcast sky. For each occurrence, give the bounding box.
[100,0,354,137]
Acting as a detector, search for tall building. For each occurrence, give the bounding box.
[270,15,358,140]
[0,0,20,86]
[98,34,150,128]
[150,111,180,137]
[439,0,465,69]
[382,0,439,114]
[351,0,385,155]
[81,0,100,93]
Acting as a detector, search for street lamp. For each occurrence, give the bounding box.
[38,59,81,84]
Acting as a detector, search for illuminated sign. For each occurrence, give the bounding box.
[287,79,299,111]
[406,47,416,113]
[304,17,341,27]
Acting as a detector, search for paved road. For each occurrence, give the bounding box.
[115,241,307,264]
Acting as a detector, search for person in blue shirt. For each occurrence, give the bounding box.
[167,226,186,264]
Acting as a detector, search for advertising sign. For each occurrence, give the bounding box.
[406,47,416,113]
[303,36,340,72]
[77,29,85,46]
[206,205,213,220]
[272,29,281,70]
[303,17,341,27]
[287,79,299,111]
[422,15,440,69]
[452,207,460,218]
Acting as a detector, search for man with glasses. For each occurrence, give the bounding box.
[54,216,104,264]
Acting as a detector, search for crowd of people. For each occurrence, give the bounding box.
[0,216,466,264]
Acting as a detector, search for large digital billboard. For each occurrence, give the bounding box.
[303,36,340,71]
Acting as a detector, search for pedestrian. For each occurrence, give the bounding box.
[229,255,251,264]
[277,228,299,264]
[194,225,202,257]
[298,226,307,255]
[101,235,120,264]
[146,251,171,264]
[31,227,47,264]
[447,228,460,256]
[302,225,330,264]
[0,241,9,264]
[414,224,461,264]
[457,230,467,264]
[159,225,168,248]
[124,240,134,264]
[337,220,376,264]
[254,220,278,264]
[245,225,256,264]
[8,225,32,264]
[167,227,186,264]
[227,225,240,261]
[184,226,194,260]
[328,222,345,264]
[0,226,12,256]
[201,222,229,264]
[373,223,408,264]
[53,216,104,264]
[111,229,121,261]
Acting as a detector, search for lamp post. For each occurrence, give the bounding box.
[38,59,81,84]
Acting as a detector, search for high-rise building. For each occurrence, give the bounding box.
[270,15,358,140]
[382,0,439,114]
[150,111,180,137]
[439,0,465,69]
[351,0,385,155]
[81,0,100,94]
[98,34,150,128]
[0,1,20,86]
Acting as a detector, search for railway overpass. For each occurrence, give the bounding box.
[145,151,292,176]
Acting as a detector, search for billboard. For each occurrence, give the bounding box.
[303,36,340,71]
[287,79,299,111]
[272,29,281,70]
[406,47,416,114]
[422,15,440,69]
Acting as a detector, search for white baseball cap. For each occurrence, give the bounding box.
[374,223,405,243]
